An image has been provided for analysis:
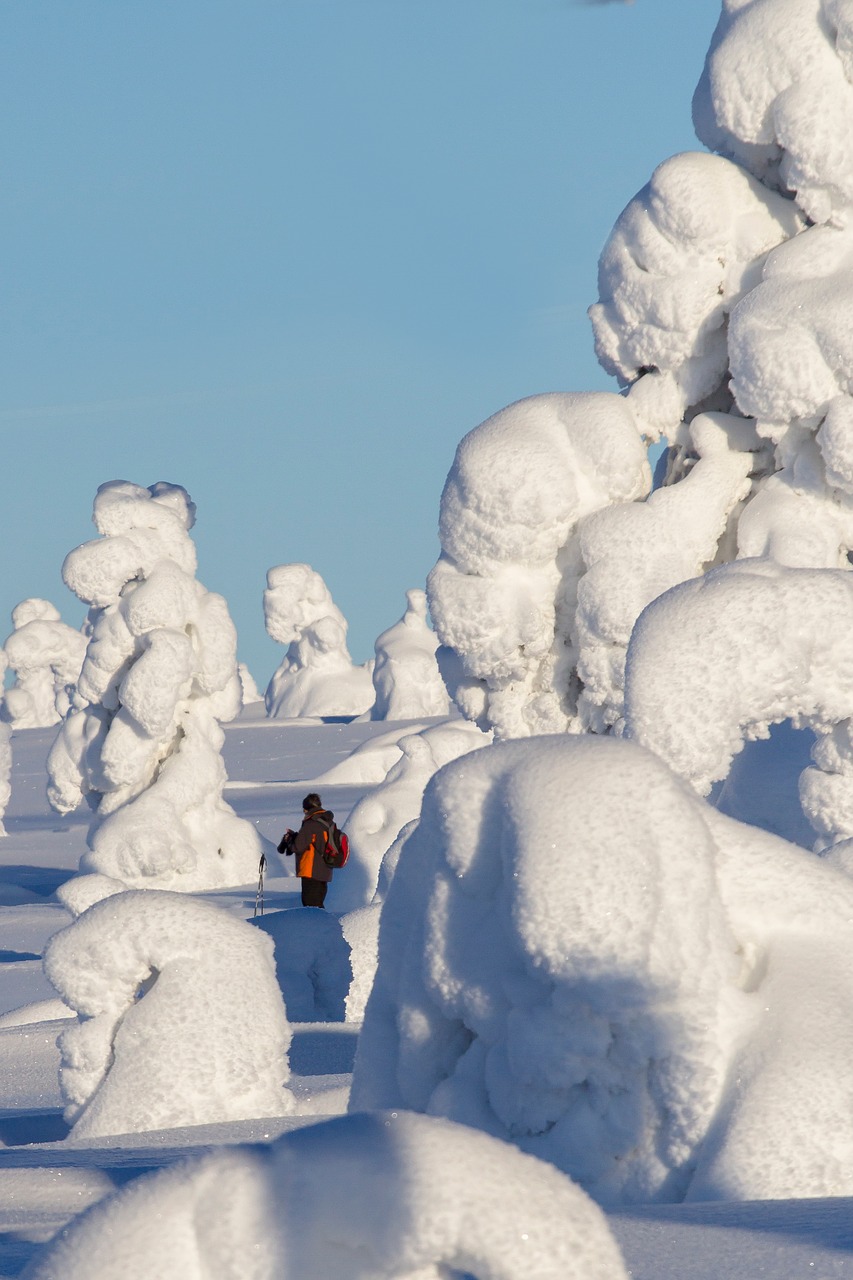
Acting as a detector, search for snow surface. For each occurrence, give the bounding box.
[22,1111,629,1280]
[1,715,852,1277]
[263,563,375,719]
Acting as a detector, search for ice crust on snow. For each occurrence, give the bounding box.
[353,734,853,1203]
[694,0,853,227]
[43,889,293,1138]
[264,563,375,719]
[370,588,449,720]
[22,1111,629,1280]
[624,558,853,848]
[2,599,87,729]
[47,481,261,891]
[427,392,650,739]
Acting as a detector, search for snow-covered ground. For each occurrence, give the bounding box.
[0,709,851,1278]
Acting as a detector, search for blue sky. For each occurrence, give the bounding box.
[1,0,721,686]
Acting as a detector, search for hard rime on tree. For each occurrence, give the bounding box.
[263,562,375,719]
[47,481,262,891]
[427,0,853,847]
[2,598,87,729]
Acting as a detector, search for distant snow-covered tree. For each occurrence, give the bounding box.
[370,589,449,721]
[47,481,262,891]
[263,562,374,718]
[2,598,87,729]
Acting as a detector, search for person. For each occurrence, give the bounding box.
[277,792,335,908]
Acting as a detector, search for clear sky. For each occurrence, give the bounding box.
[1,0,721,686]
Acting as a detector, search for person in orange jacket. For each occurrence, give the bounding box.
[278,792,335,908]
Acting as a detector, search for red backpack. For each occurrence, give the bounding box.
[319,818,350,869]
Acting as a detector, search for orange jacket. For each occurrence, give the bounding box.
[291,808,334,882]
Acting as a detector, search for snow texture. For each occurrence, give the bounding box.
[251,907,352,1022]
[427,392,650,740]
[341,904,382,1021]
[590,151,802,440]
[624,558,853,849]
[2,598,87,729]
[694,0,853,227]
[43,889,293,1138]
[264,563,375,719]
[370,589,450,720]
[47,481,261,891]
[341,718,491,911]
[352,734,853,1203]
[22,1111,629,1280]
[575,412,759,731]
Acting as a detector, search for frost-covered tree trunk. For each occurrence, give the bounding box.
[428,0,853,850]
[47,481,262,891]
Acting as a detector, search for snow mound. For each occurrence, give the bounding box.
[428,392,649,739]
[22,1112,629,1280]
[352,735,738,1203]
[264,563,375,718]
[341,718,491,911]
[590,151,801,438]
[2,598,87,728]
[353,733,853,1202]
[623,558,853,847]
[251,907,352,1021]
[48,480,261,892]
[44,890,293,1138]
[370,589,449,720]
[694,0,853,226]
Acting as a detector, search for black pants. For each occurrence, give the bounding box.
[301,878,328,908]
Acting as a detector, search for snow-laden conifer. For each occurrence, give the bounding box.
[263,562,374,718]
[2,599,86,729]
[47,481,262,890]
[370,589,449,721]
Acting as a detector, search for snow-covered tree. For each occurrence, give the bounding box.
[2,598,87,729]
[263,563,375,718]
[47,481,262,891]
[370,589,449,720]
[428,0,853,774]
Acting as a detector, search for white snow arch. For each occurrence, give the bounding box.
[623,558,853,850]
[44,889,293,1139]
[22,1112,629,1280]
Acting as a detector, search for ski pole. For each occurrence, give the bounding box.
[254,854,266,918]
